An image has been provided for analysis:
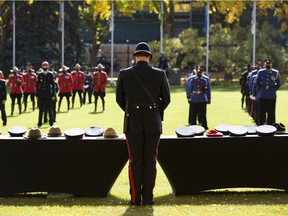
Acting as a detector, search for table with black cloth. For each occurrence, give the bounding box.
[0,136,128,197]
[158,135,288,196]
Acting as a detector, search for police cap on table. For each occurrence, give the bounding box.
[133,42,152,60]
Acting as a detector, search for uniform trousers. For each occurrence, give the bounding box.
[83,87,92,104]
[23,92,35,104]
[190,102,208,129]
[10,93,22,105]
[258,98,276,125]
[125,132,160,205]
[0,103,7,125]
[38,96,54,126]
[72,90,83,107]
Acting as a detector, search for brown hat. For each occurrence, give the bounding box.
[74,63,81,69]
[48,126,62,137]
[103,127,118,138]
[96,63,104,70]
[28,127,42,139]
[10,66,19,73]
[59,65,70,72]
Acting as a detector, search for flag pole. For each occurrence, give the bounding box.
[160,0,164,53]
[205,1,210,75]
[61,1,64,66]
[12,0,15,67]
[110,0,114,86]
[252,1,256,66]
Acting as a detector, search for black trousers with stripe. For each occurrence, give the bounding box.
[125,132,160,204]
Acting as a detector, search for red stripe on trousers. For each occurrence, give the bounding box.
[125,137,136,203]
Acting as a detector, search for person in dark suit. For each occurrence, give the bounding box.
[36,61,56,127]
[0,78,7,126]
[116,42,171,206]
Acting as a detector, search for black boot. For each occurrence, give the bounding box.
[24,101,27,112]
[32,101,35,111]
[102,100,105,112]
[18,104,22,115]
[11,105,14,116]
[94,101,97,112]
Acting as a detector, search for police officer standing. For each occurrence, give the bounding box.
[254,59,280,125]
[116,42,171,206]
[36,61,56,127]
[71,63,85,108]
[92,63,108,112]
[83,68,93,104]
[8,66,24,116]
[0,75,7,126]
[57,65,73,112]
[158,52,170,78]
[23,63,37,112]
[186,66,211,130]
[239,64,251,109]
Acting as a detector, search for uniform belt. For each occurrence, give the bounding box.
[193,90,204,94]
[132,103,158,109]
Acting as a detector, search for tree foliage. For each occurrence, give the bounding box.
[0,1,84,75]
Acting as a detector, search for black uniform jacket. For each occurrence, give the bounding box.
[36,71,56,98]
[116,61,171,133]
[0,79,7,102]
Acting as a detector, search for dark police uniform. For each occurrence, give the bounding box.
[255,59,280,125]
[36,62,56,127]
[0,79,7,126]
[116,42,170,206]
[239,65,251,109]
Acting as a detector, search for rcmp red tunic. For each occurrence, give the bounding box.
[8,74,23,94]
[71,71,85,91]
[92,71,108,92]
[23,72,37,93]
[58,73,73,93]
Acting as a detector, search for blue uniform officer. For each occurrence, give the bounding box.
[186,66,211,129]
[255,58,280,125]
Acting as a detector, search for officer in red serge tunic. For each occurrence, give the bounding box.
[23,64,37,112]
[116,42,171,206]
[8,66,24,115]
[92,63,108,112]
[57,65,73,112]
[71,63,85,108]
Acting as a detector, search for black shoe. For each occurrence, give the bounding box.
[129,201,140,206]
[37,123,42,128]
[142,201,154,206]
[3,122,6,126]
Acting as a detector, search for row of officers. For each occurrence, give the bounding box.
[239,58,281,126]
[0,61,108,127]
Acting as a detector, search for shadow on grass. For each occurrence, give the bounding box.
[154,190,288,206]
[1,190,288,207]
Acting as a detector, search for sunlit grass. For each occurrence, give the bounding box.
[1,84,288,215]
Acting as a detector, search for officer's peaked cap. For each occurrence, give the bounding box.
[133,42,152,59]
[264,58,273,64]
[42,61,49,68]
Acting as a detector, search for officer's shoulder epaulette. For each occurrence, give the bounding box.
[272,68,279,73]
[119,66,133,73]
[151,66,163,73]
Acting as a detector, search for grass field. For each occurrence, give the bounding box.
[1,84,288,216]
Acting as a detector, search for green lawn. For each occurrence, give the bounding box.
[1,84,288,216]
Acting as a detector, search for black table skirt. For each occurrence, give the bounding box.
[0,137,128,197]
[158,135,288,196]
[1,135,288,197]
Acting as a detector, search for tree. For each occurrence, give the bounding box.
[0,1,85,73]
